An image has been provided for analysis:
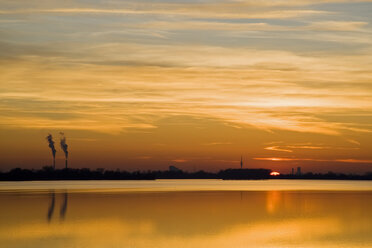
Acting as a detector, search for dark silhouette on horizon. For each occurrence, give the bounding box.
[1,166,371,181]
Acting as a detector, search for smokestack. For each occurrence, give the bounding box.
[46,134,56,169]
[60,132,68,169]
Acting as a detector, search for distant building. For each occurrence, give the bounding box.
[169,165,182,172]
[296,167,302,176]
[292,168,294,175]
[240,156,243,169]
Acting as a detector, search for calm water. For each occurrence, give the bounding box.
[0,180,371,248]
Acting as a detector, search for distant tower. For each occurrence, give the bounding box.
[291,168,294,175]
[240,156,243,169]
[296,167,302,176]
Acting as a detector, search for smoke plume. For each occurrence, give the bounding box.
[46,134,56,159]
[60,132,68,159]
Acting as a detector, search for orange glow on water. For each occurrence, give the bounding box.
[1,182,372,248]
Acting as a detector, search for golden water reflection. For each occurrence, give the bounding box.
[0,190,371,248]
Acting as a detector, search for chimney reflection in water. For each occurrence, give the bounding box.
[47,192,68,222]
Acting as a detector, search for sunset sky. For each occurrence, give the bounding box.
[0,0,372,173]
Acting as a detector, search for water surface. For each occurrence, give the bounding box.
[0,180,371,248]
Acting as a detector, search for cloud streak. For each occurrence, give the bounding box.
[0,8,329,19]
[264,143,360,153]
[254,157,372,164]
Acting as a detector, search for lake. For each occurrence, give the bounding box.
[0,180,371,248]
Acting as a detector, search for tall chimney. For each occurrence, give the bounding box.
[59,132,68,170]
[46,134,56,170]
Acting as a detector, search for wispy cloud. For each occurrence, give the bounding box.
[264,143,360,153]
[307,21,368,31]
[172,159,188,163]
[1,46,372,135]
[203,142,232,146]
[130,20,369,33]
[0,8,329,19]
[254,157,372,164]
[264,146,294,153]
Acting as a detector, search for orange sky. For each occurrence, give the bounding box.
[0,0,372,173]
